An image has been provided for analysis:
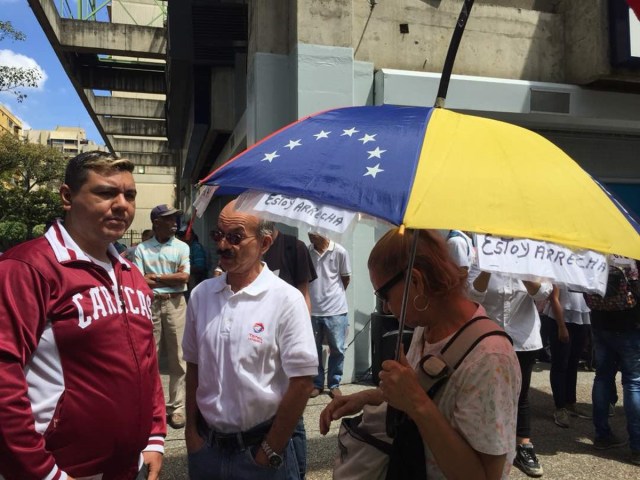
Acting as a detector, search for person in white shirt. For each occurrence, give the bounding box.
[468,268,551,478]
[307,233,351,399]
[183,200,317,480]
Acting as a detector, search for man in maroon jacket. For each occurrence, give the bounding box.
[0,151,166,480]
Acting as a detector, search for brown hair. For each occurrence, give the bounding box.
[368,228,467,299]
[64,151,134,192]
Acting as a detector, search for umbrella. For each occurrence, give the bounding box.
[198,104,640,260]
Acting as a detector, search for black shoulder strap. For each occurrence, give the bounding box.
[416,316,512,397]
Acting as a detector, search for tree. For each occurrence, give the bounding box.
[0,20,42,102]
[0,133,65,237]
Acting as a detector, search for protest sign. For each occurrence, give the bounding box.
[236,191,357,235]
[476,234,608,295]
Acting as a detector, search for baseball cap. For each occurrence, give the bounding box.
[150,204,183,221]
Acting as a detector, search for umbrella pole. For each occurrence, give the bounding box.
[386,230,420,437]
[393,231,419,361]
[434,0,476,108]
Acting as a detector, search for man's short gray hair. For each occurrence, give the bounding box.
[257,219,275,238]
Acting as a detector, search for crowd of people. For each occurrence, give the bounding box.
[0,150,638,480]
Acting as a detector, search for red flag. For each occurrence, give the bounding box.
[629,0,640,20]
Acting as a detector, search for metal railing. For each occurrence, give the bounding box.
[58,0,167,26]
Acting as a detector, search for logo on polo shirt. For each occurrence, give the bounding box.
[249,322,265,344]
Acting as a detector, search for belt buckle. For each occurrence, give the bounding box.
[213,432,245,450]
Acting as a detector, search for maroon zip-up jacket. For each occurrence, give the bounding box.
[0,222,166,480]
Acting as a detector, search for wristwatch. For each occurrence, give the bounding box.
[260,440,283,468]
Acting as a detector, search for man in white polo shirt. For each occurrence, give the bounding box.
[307,232,351,399]
[183,200,317,480]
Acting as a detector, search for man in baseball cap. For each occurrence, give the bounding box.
[135,203,190,429]
[150,204,183,221]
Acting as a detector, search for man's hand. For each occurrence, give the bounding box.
[253,446,270,467]
[142,451,163,480]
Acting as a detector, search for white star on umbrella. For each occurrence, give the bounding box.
[364,164,384,178]
[261,151,280,163]
[341,127,359,137]
[313,130,331,140]
[367,147,387,159]
[284,139,302,150]
[358,133,376,144]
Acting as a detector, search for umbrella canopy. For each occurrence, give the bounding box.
[201,105,640,259]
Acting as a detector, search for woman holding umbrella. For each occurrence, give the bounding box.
[320,228,521,479]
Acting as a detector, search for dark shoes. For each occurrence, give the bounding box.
[553,408,570,428]
[565,403,592,419]
[514,443,544,477]
[593,433,627,450]
[168,412,185,429]
[310,386,342,398]
[310,388,323,398]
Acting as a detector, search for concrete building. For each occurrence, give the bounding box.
[27,0,176,236]
[25,126,104,157]
[0,104,22,137]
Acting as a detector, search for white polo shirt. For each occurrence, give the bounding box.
[308,241,351,316]
[182,265,317,433]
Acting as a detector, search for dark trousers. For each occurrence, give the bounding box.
[516,349,540,439]
[542,315,590,408]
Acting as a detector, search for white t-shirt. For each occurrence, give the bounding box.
[467,268,552,351]
[543,286,591,325]
[406,306,521,480]
[308,241,351,316]
[446,230,475,269]
[182,265,318,432]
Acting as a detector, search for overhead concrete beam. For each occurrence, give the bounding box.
[101,118,167,137]
[93,96,166,118]
[78,65,166,93]
[122,153,176,167]
[59,19,166,59]
[109,137,170,154]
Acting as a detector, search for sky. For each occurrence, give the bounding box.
[0,0,103,143]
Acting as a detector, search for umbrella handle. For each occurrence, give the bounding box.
[435,0,476,107]
[386,405,405,438]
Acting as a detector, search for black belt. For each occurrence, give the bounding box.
[204,418,273,451]
[154,292,183,300]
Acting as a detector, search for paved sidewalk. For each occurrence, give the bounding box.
[159,362,638,479]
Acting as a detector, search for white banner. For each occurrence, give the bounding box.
[236,191,357,235]
[193,185,218,218]
[476,234,608,295]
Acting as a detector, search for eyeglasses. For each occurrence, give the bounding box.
[374,270,405,302]
[210,229,256,246]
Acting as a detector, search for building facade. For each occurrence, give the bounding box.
[0,103,23,137]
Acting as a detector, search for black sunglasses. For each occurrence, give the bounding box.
[210,229,256,246]
[374,270,405,302]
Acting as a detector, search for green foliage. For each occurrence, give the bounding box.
[0,20,41,102]
[32,224,46,237]
[0,133,66,237]
[0,21,26,42]
[0,220,27,251]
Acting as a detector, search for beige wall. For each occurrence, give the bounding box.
[248,0,639,86]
